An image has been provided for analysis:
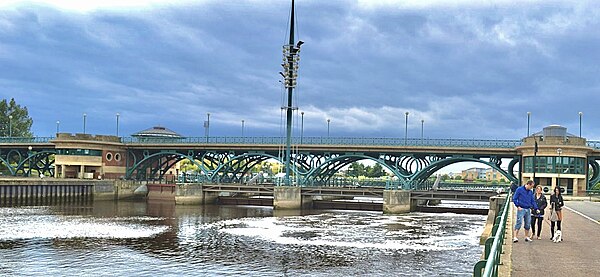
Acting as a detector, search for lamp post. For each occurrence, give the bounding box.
[579,111,583,137]
[56,120,60,134]
[300,111,304,144]
[404,112,409,145]
[327,118,330,137]
[27,145,32,177]
[533,138,538,183]
[205,112,210,143]
[527,111,531,136]
[83,113,87,134]
[241,120,245,137]
[420,119,424,144]
[556,148,562,188]
[8,115,12,137]
[116,113,120,137]
[280,0,303,186]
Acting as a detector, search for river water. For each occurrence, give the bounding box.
[0,201,485,276]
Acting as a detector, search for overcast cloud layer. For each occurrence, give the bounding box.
[1,0,599,139]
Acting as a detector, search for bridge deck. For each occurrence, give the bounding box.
[410,190,498,201]
[199,184,496,201]
[510,201,600,276]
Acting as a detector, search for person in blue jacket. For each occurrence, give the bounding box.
[512,180,539,242]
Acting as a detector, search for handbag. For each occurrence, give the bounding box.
[549,209,558,222]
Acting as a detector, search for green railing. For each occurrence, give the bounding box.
[121,136,521,148]
[0,137,54,143]
[0,136,522,148]
[473,192,511,277]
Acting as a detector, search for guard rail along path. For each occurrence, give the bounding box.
[473,192,511,277]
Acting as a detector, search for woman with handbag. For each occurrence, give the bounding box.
[530,185,547,240]
[549,186,565,240]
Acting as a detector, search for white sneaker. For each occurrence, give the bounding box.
[513,237,518,243]
[524,237,532,242]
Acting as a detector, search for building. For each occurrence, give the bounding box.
[518,125,588,195]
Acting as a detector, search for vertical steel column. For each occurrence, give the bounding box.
[284,0,296,186]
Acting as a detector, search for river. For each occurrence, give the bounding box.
[0,201,485,276]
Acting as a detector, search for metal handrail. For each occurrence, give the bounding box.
[120,136,521,148]
[0,137,54,143]
[473,192,511,277]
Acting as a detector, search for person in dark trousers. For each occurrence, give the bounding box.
[512,180,539,242]
[530,185,547,240]
[549,186,565,240]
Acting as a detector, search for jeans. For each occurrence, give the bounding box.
[515,208,532,231]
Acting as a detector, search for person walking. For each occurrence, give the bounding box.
[549,186,565,240]
[512,180,539,242]
[530,185,547,240]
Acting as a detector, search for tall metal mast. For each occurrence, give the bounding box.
[281,0,303,186]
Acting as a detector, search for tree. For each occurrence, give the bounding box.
[366,163,385,177]
[0,98,33,137]
[348,162,366,177]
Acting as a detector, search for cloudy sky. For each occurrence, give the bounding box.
[1,0,599,140]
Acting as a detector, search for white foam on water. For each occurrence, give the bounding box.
[214,213,476,251]
[0,208,169,240]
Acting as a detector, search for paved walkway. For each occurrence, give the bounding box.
[511,201,600,277]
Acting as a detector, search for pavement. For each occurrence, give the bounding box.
[510,201,600,277]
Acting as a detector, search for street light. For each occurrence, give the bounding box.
[83,113,87,134]
[56,120,60,134]
[527,111,531,136]
[241,120,245,137]
[327,118,330,137]
[579,111,583,137]
[8,115,12,137]
[27,145,32,177]
[300,111,305,144]
[532,138,538,183]
[404,112,409,145]
[205,113,210,142]
[116,113,120,137]
[420,119,424,144]
[556,148,563,187]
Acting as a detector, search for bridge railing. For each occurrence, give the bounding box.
[587,140,600,149]
[473,192,511,277]
[120,136,522,148]
[0,137,54,144]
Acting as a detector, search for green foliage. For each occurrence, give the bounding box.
[0,98,33,137]
[441,174,449,181]
[347,162,387,178]
[454,175,462,180]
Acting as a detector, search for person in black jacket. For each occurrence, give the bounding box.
[530,185,547,240]
[549,186,565,240]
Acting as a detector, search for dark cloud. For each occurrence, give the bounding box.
[0,1,599,140]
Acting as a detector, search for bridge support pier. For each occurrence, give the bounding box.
[273,187,311,210]
[383,190,416,214]
[175,184,218,205]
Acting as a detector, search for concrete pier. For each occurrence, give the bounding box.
[273,186,312,209]
[175,184,218,205]
[382,190,415,214]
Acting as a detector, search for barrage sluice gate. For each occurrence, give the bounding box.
[1,125,599,212]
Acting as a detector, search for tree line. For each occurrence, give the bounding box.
[0,98,33,137]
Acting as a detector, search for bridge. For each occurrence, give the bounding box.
[2,125,600,196]
[2,126,600,194]
[0,134,523,188]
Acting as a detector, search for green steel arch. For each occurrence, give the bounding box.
[409,156,519,189]
[301,153,408,187]
[126,150,207,180]
[0,149,55,176]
